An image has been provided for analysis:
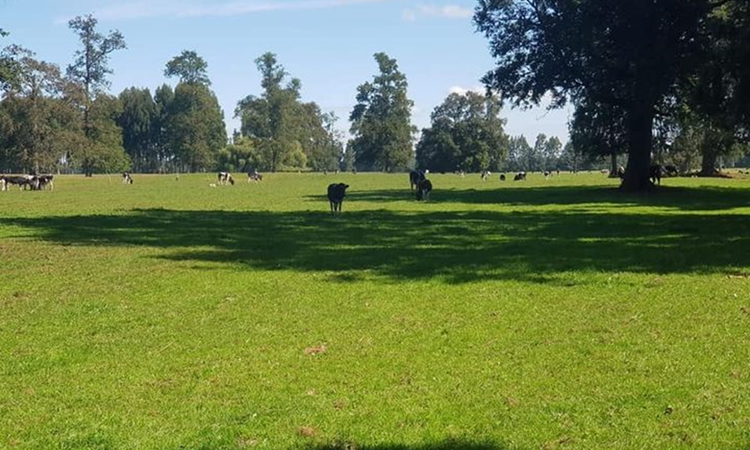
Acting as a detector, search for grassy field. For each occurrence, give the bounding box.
[1,172,749,450]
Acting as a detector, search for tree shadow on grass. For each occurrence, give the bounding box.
[5,205,750,284]
[331,185,750,212]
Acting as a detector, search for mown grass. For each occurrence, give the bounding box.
[1,172,749,450]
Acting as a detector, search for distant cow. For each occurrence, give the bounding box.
[122,172,133,184]
[248,170,263,182]
[3,175,32,190]
[416,178,433,201]
[409,170,425,190]
[218,172,235,185]
[615,166,625,179]
[481,170,491,181]
[33,174,54,191]
[650,164,663,185]
[327,183,349,214]
[543,170,551,179]
[0,176,5,191]
[513,172,527,181]
[500,174,506,181]
[663,165,679,177]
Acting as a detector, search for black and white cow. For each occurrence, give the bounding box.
[218,172,235,185]
[248,170,263,182]
[513,172,527,181]
[122,172,134,184]
[33,174,54,191]
[409,170,425,191]
[327,183,349,215]
[481,170,491,181]
[416,178,433,201]
[3,175,33,190]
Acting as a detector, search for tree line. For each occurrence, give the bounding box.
[2,2,749,182]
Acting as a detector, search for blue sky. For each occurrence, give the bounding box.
[1,0,571,143]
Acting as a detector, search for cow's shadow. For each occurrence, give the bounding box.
[5,202,749,284]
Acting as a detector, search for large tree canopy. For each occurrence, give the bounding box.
[475,0,721,191]
[416,91,508,172]
[349,52,415,172]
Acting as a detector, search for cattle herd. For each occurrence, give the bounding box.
[0,174,54,191]
[0,165,733,217]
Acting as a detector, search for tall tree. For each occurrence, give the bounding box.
[475,0,720,191]
[66,14,126,139]
[349,53,415,172]
[117,87,158,172]
[0,51,79,173]
[235,52,332,172]
[416,91,508,172]
[164,50,210,85]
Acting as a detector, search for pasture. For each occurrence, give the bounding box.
[1,172,749,450]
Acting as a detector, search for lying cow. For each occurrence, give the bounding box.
[416,178,432,201]
[248,171,263,182]
[327,183,349,215]
[218,172,235,185]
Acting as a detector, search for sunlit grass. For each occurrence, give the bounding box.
[1,172,749,449]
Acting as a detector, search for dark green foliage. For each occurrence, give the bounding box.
[350,53,415,172]
[235,52,339,172]
[475,0,718,191]
[165,82,226,172]
[117,87,158,172]
[416,91,508,173]
[164,50,211,85]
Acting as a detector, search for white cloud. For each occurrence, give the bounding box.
[56,0,406,23]
[402,4,473,22]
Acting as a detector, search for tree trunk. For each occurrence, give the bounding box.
[621,106,654,192]
[608,153,618,178]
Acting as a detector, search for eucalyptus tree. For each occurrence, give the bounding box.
[164,52,226,172]
[349,53,415,172]
[117,87,159,172]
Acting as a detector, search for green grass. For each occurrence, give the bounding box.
[1,172,749,449]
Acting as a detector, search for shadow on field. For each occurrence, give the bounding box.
[335,185,750,211]
[5,202,749,283]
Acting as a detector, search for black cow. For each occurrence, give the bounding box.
[409,170,425,190]
[663,165,679,177]
[416,178,432,201]
[218,172,235,185]
[327,183,349,215]
[499,174,506,181]
[513,171,527,181]
[650,164,663,185]
[122,172,134,184]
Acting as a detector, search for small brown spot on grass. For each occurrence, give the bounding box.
[305,345,327,356]
[505,396,519,407]
[307,389,317,396]
[298,426,317,437]
[741,306,750,316]
[333,399,346,410]
[237,438,258,447]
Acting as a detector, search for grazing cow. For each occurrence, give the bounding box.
[663,165,679,177]
[615,165,625,179]
[409,170,425,190]
[650,164,663,185]
[481,170,491,181]
[122,172,134,184]
[327,183,349,215]
[34,174,54,191]
[248,170,263,182]
[4,175,32,190]
[218,172,235,185]
[500,174,506,181]
[416,178,433,201]
[513,171,527,181]
[543,170,551,179]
